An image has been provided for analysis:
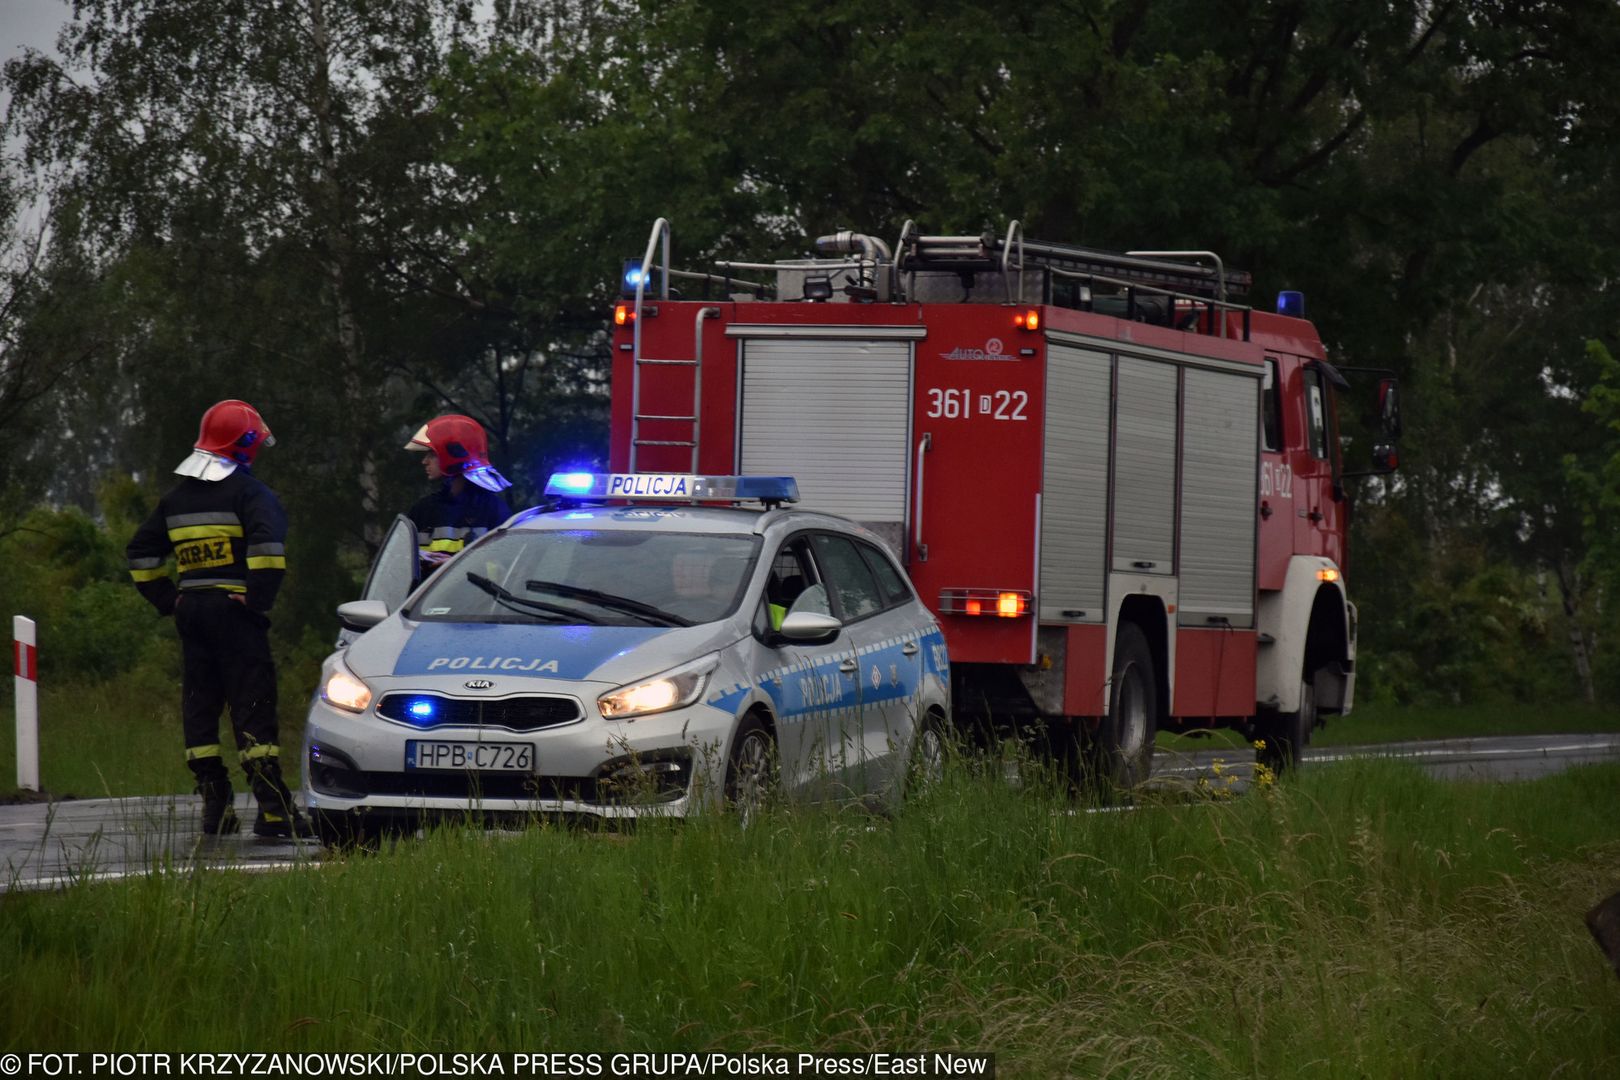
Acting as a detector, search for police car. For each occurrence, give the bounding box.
[303,473,950,844]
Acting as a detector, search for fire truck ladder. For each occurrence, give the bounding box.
[627,219,721,473]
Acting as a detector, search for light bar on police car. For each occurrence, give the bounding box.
[545,472,799,503]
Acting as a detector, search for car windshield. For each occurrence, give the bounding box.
[407,529,761,626]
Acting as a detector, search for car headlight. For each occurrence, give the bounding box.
[598,654,719,720]
[321,659,373,713]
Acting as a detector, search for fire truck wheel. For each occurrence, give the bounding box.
[1257,674,1315,775]
[725,713,779,827]
[1089,622,1157,793]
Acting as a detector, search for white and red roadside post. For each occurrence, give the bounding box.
[14,615,39,791]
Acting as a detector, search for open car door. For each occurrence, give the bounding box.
[336,514,421,646]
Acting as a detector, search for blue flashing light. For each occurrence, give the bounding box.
[1277,290,1306,317]
[622,258,648,296]
[732,476,800,502]
[407,699,437,721]
[551,471,596,494]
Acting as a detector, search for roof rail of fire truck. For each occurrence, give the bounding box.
[897,226,1252,299]
[892,220,1254,338]
[627,217,1253,340]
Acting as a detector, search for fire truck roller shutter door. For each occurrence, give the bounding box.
[1178,367,1260,627]
[738,339,911,551]
[1040,346,1112,621]
[1110,357,1177,574]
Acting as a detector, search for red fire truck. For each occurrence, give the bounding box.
[606,219,1400,784]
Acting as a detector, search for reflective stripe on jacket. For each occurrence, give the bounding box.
[408,483,511,558]
[125,470,288,615]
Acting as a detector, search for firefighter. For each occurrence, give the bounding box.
[125,400,312,839]
[403,414,512,567]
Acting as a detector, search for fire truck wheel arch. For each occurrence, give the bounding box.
[1254,556,1354,716]
[1108,588,1173,719]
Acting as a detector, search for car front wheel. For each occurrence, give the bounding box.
[725,714,779,827]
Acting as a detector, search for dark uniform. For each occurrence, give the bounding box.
[126,468,298,833]
[408,481,511,559]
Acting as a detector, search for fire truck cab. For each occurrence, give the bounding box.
[608,218,1400,786]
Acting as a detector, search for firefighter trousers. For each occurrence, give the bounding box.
[175,591,292,812]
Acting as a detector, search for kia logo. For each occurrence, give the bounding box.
[464,679,495,690]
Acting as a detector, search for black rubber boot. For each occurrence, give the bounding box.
[188,756,240,836]
[197,778,240,836]
[252,806,315,839]
[245,758,314,840]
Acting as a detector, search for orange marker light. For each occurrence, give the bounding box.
[1014,309,1040,331]
[614,304,634,326]
[942,587,1032,617]
[1316,568,1340,583]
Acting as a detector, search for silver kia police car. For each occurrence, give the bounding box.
[303,474,949,844]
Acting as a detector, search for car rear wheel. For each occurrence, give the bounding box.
[905,710,948,797]
[725,714,779,827]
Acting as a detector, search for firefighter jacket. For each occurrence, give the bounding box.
[125,470,288,615]
[408,481,511,556]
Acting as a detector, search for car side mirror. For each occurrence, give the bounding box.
[336,599,389,634]
[777,611,841,645]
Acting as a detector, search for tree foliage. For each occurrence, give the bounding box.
[2,0,1618,705]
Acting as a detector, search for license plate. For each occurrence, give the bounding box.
[405,740,534,772]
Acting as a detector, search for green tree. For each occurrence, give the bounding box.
[5,0,1620,707]
[1566,339,1620,696]
[1,0,575,637]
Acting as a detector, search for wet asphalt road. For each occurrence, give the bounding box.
[4,733,1618,893]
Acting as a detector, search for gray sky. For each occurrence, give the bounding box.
[1,0,70,132]
[2,0,68,227]
[0,0,68,65]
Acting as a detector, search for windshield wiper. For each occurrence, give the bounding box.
[465,572,599,624]
[524,579,695,627]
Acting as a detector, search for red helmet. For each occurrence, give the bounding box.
[194,400,274,464]
[404,414,511,491]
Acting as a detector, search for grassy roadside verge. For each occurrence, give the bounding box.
[1158,699,1620,755]
[0,677,308,801]
[3,686,1617,800]
[2,759,1617,1074]
[1314,699,1620,745]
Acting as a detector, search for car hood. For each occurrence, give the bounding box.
[345,616,745,687]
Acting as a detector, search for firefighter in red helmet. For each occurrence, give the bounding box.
[404,414,512,566]
[124,399,312,839]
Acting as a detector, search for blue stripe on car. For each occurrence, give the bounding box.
[706,628,946,718]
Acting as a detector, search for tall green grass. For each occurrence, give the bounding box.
[7,678,1616,801]
[0,667,311,799]
[4,759,1618,1076]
